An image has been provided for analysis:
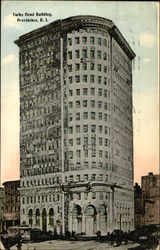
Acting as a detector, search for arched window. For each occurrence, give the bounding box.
[85,205,96,216]
[72,205,81,216]
[35,209,40,226]
[99,205,106,215]
[28,209,33,227]
[49,208,54,225]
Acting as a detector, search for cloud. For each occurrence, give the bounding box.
[3,14,22,29]
[139,32,155,48]
[2,54,17,65]
[143,58,150,63]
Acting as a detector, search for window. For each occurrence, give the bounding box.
[98,88,102,96]
[99,125,102,133]
[76,150,81,158]
[76,112,80,121]
[69,101,73,108]
[69,151,73,159]
[104,52,107,60]
[92,192,96,199]
[82,36,87,44]
[84,150,88,157]
[75,75,80,83]
[91,88,95,95]
[105,126,108,134]
[105,151,108,158]
[68,51,72,59]
[90,50,95,59]
[76,100,80,108]
[75,50,80,58]
[83,75,87,82]
[69,76,72,84]
[99,137,102,145]
[76,89,80,95]
[98,65,102,72]
[98,75,102,84]
[69,126,73,134]
[91,125,96,133]
[90,75,94,83]
[91,112,96,120]
[92,149,96,157]
[91,137,96,145]
[84,137,88,145]
[98,101,102,108]
[97,50,101,59]
[103,39,107,46]
[104,77,107,85]
[84,174,88,181]
[83,63,87,70]
[83,88,88,95]
[69,139,73,146]
[75,37,80,44]
[76,175,80,182]
[69,175,73,182]
[92,161,96,168]
[104,114,107,121]
[104,90,107,98]
[91,100,95,108]
[82,49,87,58]
[99,150,103,158]
[99,112,102,120]
[68,38,72,46]
[68,65,72,72]
[83,100,87,107]
[97,38,102,45]
[83,112,88,119]
[90,37,95,44]
[75,63,80,71]
[83,125,88,132]
[99,162,102,168]
[77,193,81,200]
[104,66,107,73]
[90,63,95,70]
[69,90,73,96]
[91,174,96,181]
[104,102,107,110]
[76,125,80,133]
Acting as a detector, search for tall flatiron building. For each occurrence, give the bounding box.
[15,15,135,235]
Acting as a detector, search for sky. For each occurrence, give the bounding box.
[1,1,159,185]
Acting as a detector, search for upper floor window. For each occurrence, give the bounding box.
[82,36,87,44]
[97,38,102,45]
[75,37,80,44]
[90,37,95,44]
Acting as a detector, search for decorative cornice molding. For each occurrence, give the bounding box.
[15,15,135,60]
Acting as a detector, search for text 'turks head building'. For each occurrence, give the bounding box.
[15,15,135,236]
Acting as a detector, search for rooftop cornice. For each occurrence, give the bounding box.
[15,15,135,59]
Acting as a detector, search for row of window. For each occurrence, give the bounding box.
[68,88,110,98]
[69,112,110,122]
[68,49,110,60]
[69,137,110,147]
[69,100,111,111]
[21,173,109,188]
[68,74,110,85]
[69,150,109,159]
[68,63,109,73]
[69,125,111,135]
[68,36,109,47]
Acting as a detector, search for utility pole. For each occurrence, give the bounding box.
[60,36,65,235]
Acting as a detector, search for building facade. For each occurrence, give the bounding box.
[134,172,160,227]
[2,181,20,230]
[15,16,135,235]
[0,187,4,232]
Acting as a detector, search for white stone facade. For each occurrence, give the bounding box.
[16,16,135,235]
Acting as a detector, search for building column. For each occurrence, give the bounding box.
[82,212,85,234]
[40,213,42,231]
[96,212,100,231]
[68,212,72,232]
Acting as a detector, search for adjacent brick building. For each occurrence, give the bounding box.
[3,180,20,230]
[15,15,135,235]
[134,172,160,227]
[0,187,4,232]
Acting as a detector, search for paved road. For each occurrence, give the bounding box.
[10,240,140,250]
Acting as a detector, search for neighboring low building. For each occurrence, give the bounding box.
[134,172,160,228]
[0,187,4,232]
[3,180,20,230]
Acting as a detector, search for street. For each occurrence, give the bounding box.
[9,240,140,250]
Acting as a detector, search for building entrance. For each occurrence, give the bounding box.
[42,208,47,232]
